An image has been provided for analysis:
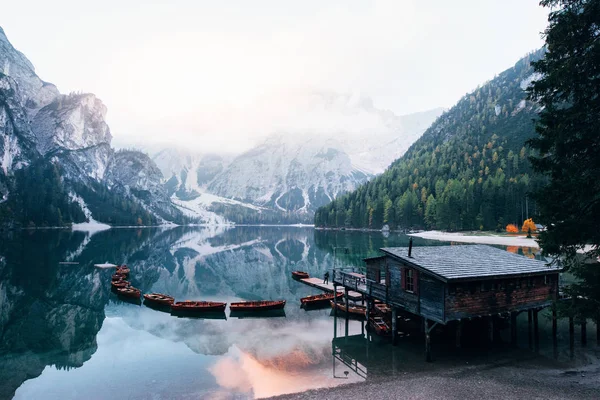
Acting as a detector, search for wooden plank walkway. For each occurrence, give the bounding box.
[299,278,363,301]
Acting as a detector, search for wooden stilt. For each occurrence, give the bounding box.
[528,310,533,350]
[596,319,600,347]
[456,320,463,348]
[344,288,349,338]
[581,319,587,346]
[365,298,370,339]
[424,319,432,362]
[533,309,539,352]
[569,316,575,359]
[488,316,494,344]
[333,284,338,339]
[552,308,558,359]
[510,312,517,347]
[392,308,398,346]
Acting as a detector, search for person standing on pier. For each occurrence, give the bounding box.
[323,271,329,284]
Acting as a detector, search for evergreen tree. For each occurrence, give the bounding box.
[314,48,544,231]
[527,0,600,322]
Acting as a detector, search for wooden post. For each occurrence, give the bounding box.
[333,284,338,339]
[344,288,349,338]
[527,310,533,349]
[552,308,558,359]
[424,319,432,362]
[510,312,517,347]
[488,316,494,344]
[581,319,587,346]
[569,316,575,359]
[597,319,600,347]
[456,320,463,348]
[392,308,398,346]
[533,309,539,352]
[365,299,370,339]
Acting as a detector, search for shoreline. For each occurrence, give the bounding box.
[408,230,540,248]
[269,349,600,400]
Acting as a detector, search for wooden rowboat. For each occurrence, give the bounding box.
[300,292,343,308]
[116,286,141,299]
[330,300,366,318]
[171,301,227,312]
[370,316,391,336]
[230,300,286,312]
[292,271,309,280]
[143,293,175,306]
[115,266,130,275]
[111,280,130,289]
[111,274,124,281]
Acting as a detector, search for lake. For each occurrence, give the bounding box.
[0,226,588,399]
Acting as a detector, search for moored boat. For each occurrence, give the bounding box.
[143,293,175,306]
[291,271,309,280]
[300,292,343,308]
[330,300,366,318]
[111,280,130,289]
[171,301,227,313]
[369,316,391,336]
[115,265,130,276]
[116,286,141,299]
[111,273,124,281]
[229,300,286,312]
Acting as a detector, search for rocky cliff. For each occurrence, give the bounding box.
[0,26,187,226]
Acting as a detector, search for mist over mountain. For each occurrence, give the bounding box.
[149,94,443,223]
[316,49,544,231]
[1,23,442,226]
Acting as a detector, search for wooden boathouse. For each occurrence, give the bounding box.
[333,242,563,361]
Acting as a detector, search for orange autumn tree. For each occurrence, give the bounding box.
[506,224,519,233]
[521,218,537,233]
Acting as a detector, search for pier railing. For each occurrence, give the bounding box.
[333,270,389,302]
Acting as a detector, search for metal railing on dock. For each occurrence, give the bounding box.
[333,270,389,303]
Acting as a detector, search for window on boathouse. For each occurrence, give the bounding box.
[402,267,418,293]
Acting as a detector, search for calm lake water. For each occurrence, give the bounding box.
[0,226,590,399]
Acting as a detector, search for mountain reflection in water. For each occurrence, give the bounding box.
[0,226,543,399]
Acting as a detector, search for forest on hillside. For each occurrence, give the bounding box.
[315,49,545,231]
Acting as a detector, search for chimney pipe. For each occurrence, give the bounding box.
[408,237,413,258]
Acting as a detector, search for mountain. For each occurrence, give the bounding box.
[0,26,187,227]
[207,134,371,213]
[315,49,545,231]
[151,95,443,224]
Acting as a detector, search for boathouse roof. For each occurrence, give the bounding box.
[380,245,561,282]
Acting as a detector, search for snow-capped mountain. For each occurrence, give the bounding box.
[1,22,443,226]
[151,93,443,222]
[207,134,371,213]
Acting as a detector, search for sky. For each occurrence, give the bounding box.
[0,0,550,153]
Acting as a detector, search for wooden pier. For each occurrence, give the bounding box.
[299,278,363,301]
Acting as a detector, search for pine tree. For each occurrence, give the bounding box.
[527,0,600,322]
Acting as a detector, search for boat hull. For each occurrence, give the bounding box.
[330,300,366,318]
[116,287,141,299]
[229,300,286,312]
[111,280,130,290]
[171,302,227,313]
[301,292,343,308]
[143,293,175,307]
[292,271,309,280]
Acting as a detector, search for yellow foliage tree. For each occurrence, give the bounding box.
[521,218,537,233]
[506,224,519,233]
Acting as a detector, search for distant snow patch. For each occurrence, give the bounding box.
[69,192,111,232]
[494,105,501,116]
